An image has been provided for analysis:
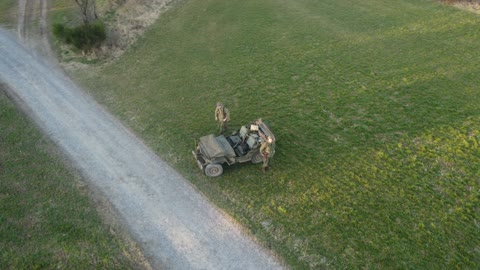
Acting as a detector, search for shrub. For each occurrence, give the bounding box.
[53,22,106,52]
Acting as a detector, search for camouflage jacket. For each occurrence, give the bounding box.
[215,106,230,122]
[260,141,271,156]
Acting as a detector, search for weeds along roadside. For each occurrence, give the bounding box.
[0,91,151,269]
[0,2,152,269]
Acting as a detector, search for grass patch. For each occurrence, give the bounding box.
[47,0,88,62]
[0,0,16,27]
[69,0,480,268]
[0,91,149,269]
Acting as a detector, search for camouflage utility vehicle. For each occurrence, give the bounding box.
[192,119,276,177]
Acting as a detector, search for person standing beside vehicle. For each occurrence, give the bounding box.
[214,102,230,134]
[260,136,273,173]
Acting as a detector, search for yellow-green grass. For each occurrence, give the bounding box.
[70,0,479,268]
[0,91,147,269]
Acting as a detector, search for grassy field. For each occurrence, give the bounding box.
[66,0,480,268]
[0,91,150,269]
[0,1,151,269]
[0,0,16,26]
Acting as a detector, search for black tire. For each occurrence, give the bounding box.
[251,151,263,164]
[205,164,223,177]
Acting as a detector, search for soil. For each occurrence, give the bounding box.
[0,1,286,269]
[443,0,480,13]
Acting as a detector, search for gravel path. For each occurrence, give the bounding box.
[0,2,285,269]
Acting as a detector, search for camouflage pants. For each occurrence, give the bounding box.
[217,120,228,134]
[262,153,270,169]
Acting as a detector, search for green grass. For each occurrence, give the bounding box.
[0,3,148,269]
[69,0,480,268]
[0,0,16,26]
[0,92,148,269]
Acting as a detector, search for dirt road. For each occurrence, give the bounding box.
[16,0,52,60]
[0,2,285,269]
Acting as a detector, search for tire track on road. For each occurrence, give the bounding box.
[17,0,53,59]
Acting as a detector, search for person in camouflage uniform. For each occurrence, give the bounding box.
[214,102,230,134]
[260,136,273,173]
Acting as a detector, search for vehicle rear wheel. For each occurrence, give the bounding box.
[205,164,223,177]
[251,151,263,164]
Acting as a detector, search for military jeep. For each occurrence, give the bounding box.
[192,119,276,177]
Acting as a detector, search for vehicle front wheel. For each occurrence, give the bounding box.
[251,151,263,164]
[205,164,223,177]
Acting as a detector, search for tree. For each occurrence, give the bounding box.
[74,0,98,24]
[53,0,105,52]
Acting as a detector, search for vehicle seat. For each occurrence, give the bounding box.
[239,125,249,141]
[227,135,241,147]
[247,134,258,149]
[235,143,249,156]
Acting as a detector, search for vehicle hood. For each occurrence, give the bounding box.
[198,134,236,159]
